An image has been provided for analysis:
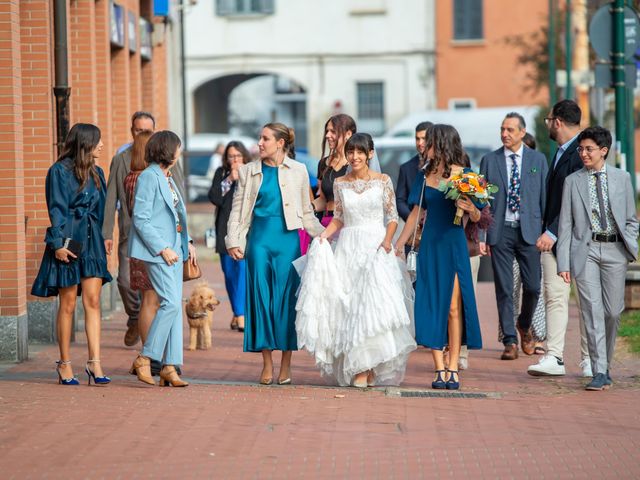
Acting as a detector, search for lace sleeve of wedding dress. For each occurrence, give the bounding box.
[382,175,399,226]
[333,180,344,222]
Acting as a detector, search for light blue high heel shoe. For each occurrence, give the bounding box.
[85,359,111,386]
[56,360,79,386]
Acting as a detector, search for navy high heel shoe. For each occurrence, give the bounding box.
[445,370,460,390]
[431,369,447,389]
[85,359,111,386]
[56,360,79,386]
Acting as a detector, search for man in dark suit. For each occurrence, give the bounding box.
[480,112,548,360]
[396,121,433,221]
[528,100,590,377]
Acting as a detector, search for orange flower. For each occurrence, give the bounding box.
[458,183,471,193]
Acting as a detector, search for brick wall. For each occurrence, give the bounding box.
[435,0,548,108]
[0,0,174,360]
[20,0,55,298]
[0,0,27,317]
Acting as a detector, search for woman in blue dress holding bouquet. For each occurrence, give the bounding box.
[395,124,483,390]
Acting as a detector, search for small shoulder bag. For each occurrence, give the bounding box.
[406,177,426,279]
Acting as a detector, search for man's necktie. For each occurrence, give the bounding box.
[594,172,608,230]
[507,154,520,213]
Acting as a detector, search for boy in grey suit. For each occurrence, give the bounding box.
[557,126,639,391]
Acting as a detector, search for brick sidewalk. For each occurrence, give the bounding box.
[1,255,639,479]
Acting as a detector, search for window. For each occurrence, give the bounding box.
[216,0,274,16]
[357,82,385,135]
[453,0,483,41]
[448,98,477,110]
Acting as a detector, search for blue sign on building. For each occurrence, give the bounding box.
[154,0,170,16]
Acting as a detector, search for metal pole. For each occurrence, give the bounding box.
[549,0,557,107]
[53,0,71,155]
[180,0,190,200]
[626,0,636,194]
[565,0,573,99]
[612,0,629,183]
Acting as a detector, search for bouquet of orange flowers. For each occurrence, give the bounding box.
[438,170,498,225]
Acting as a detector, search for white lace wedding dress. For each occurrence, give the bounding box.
[296,176,416,386]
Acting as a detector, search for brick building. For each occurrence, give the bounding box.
[435,0,548,109]
[0,0,181,361]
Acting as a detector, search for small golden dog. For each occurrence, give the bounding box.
[185,282,220,351]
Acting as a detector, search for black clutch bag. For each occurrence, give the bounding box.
[63,238,83,258]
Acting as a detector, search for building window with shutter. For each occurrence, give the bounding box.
[216,0,275,16]
[357,82,385,136]
[453,0,483,41]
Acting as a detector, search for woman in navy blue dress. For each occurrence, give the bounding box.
[32,123,112,386]
[395,124,482,390]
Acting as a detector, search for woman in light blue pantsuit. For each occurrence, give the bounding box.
[128,131,196,387]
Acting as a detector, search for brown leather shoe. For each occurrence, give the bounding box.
[517,325,535,355]
[129,355,155,385]
[501,344,519,360]
[159,365,189,387]
[124,323,140,347]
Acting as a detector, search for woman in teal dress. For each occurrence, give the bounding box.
[395,124,483,390]
[226,123,324,385]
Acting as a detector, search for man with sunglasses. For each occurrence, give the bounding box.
[528,100,590,377]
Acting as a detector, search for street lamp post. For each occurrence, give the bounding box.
[549,0,557,107]
[565,0,573,100]
[612,0,630,189]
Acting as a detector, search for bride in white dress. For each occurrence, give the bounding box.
[296,133,416,388]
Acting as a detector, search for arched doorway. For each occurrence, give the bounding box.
[193,73,308,149]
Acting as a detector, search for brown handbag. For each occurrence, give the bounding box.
[183,259,202,282]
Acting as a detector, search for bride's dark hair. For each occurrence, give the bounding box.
[423,124,465,179]
[344,132,374,157]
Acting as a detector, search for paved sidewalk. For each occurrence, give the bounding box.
[1,254,640,479]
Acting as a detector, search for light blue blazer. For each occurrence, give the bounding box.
[128,163,190,263]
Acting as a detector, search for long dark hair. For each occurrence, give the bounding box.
[222,141,251,173]
[423,124,465,179]
[57,123,102,190]
[319,114,356,179]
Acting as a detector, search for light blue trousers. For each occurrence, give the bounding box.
[142,259,184,366]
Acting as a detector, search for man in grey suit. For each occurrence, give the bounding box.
[103,111,185,346]
[557,126,638,391]
[480,112,548,360]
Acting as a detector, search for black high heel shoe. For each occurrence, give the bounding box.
[85,359,111,386]
[445,370,460,390]
[56,360,79,386]
[431,370,446,389]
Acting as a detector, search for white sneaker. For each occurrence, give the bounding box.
[579,358,593,378]
[458,357,468,370]
[527,354,566,376]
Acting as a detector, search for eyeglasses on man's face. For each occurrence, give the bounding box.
[577,146,602,154]
[543,117,556,126]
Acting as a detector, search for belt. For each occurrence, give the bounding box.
[504,221,520,229]
[592,233,621,242]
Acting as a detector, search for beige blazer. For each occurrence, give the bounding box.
[225,157,324,251]
[557,165,639,277]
